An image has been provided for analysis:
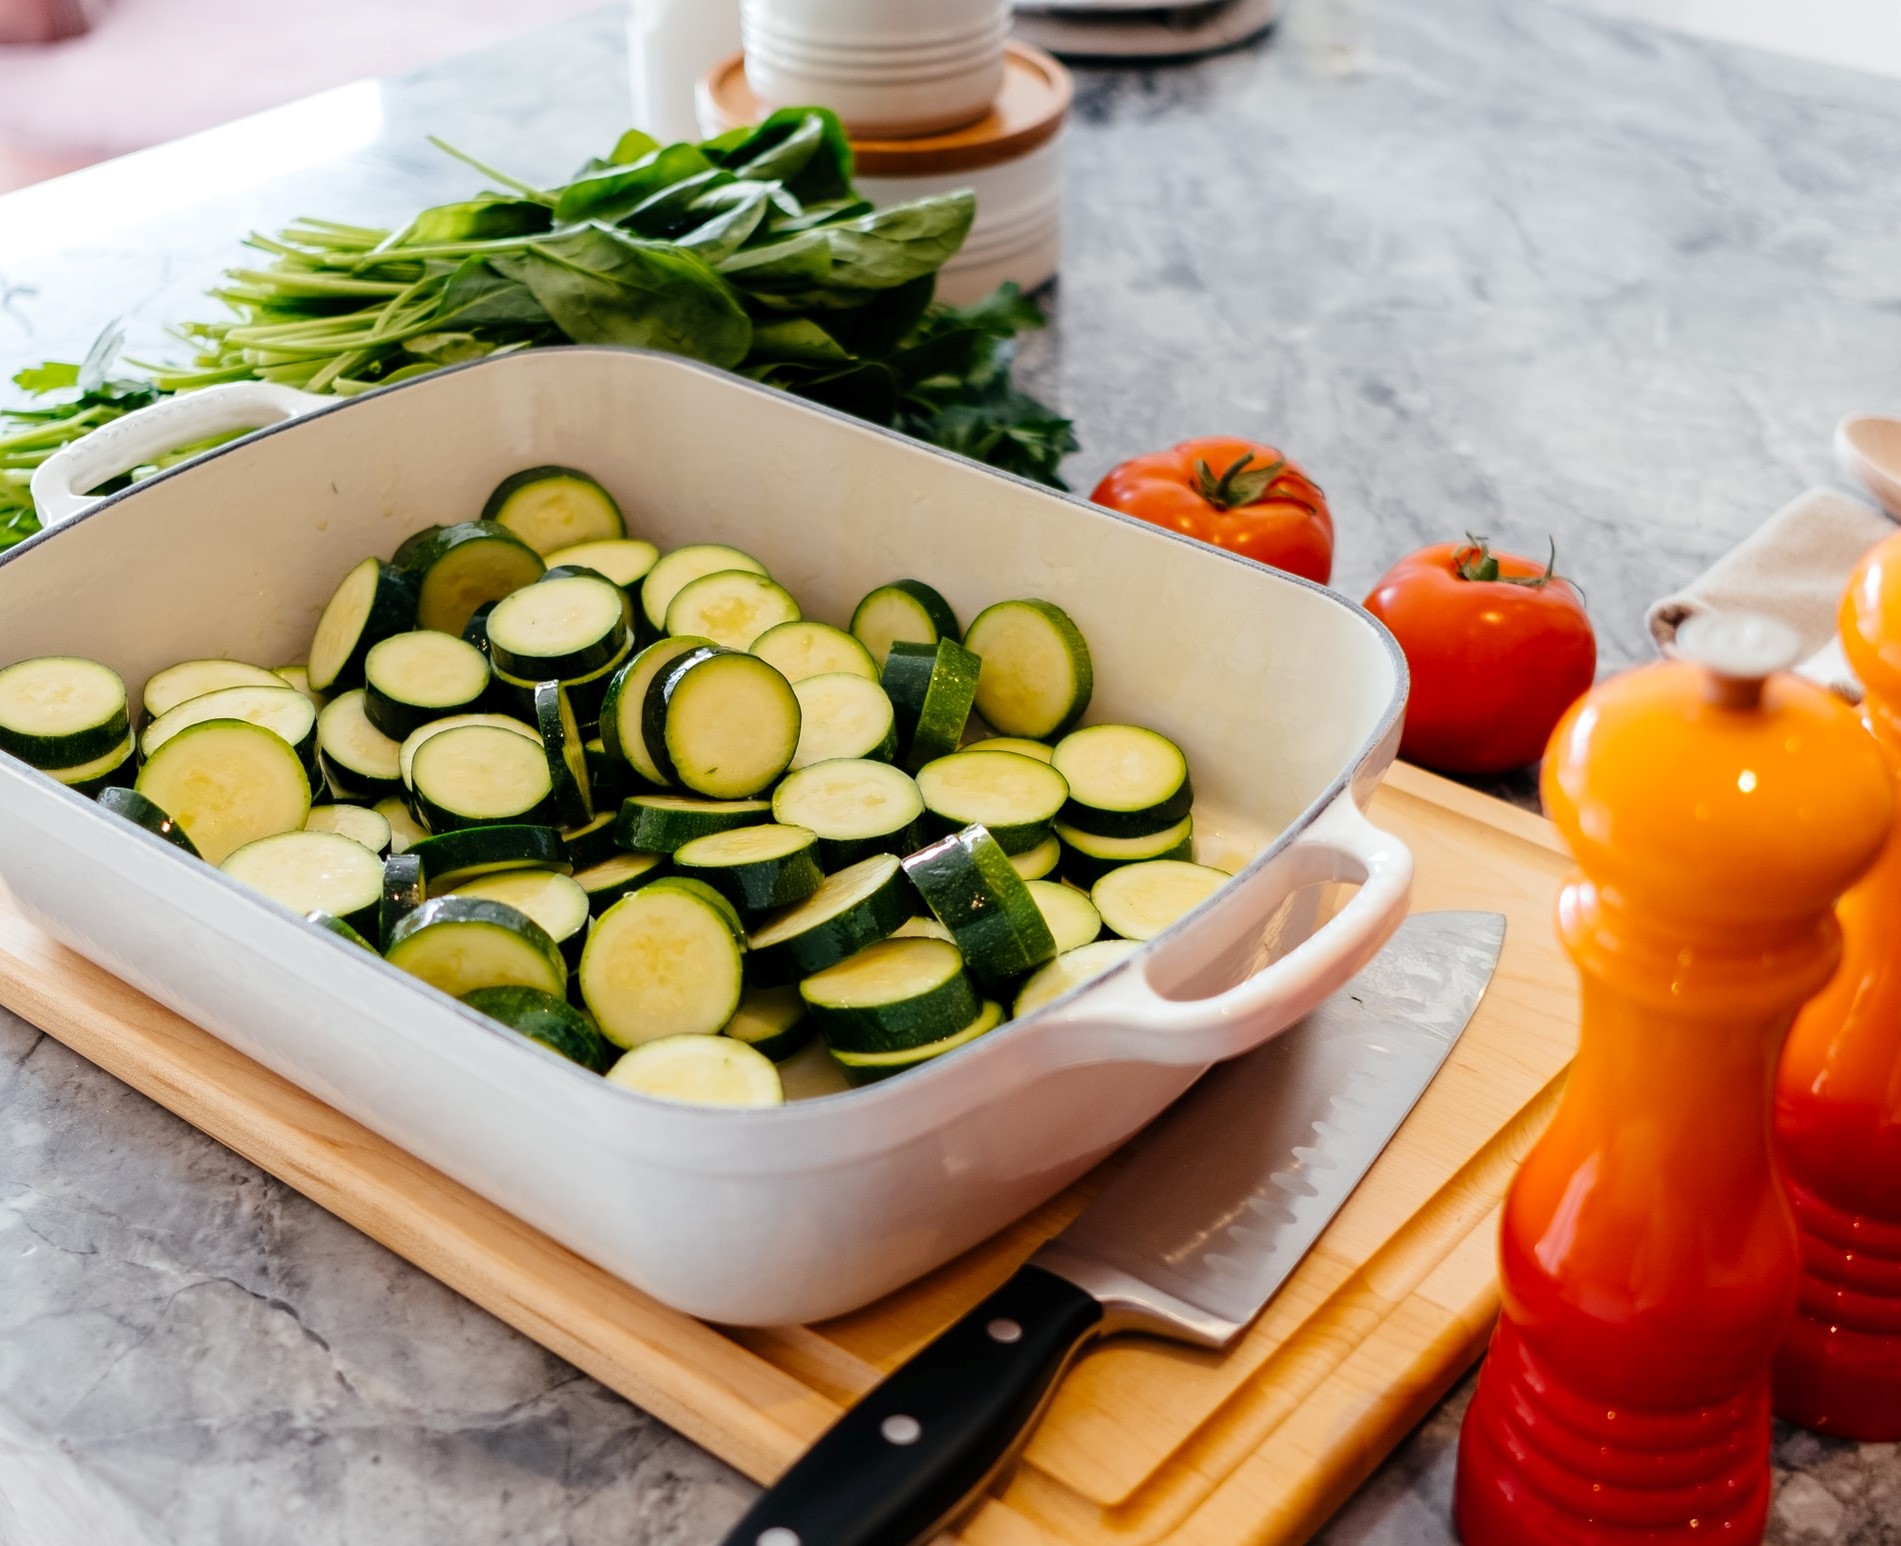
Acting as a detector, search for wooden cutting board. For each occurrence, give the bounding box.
[0,763,1577,1545]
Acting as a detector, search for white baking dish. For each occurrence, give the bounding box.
[3,348,1410,1325]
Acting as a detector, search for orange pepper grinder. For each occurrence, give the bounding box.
[1772,532,1901,1438]
[1455,612,1893,1544]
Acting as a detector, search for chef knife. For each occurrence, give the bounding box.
[721,908,1507,1546]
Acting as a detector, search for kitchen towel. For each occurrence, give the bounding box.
[1646,486,1894,699]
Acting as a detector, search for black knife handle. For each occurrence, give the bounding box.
[721,1266,1104,1546]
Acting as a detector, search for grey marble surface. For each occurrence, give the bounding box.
[1,0,1900,1541]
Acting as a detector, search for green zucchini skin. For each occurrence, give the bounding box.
[533,682,596,830]
[480,466,625,555]
[97,786,203,858]
[744,854,915,987]
[309,558,420,693]
[1050,724,1195,838]
[462,601,497,660]
[642,647,800,799]
[881,639,980,772]
[385,896,568,1002]
[849,580,962,665]
[560,811,620,870]
[0,656,130,767]
[832,1000,1005,1084]
[673,825,824,915]
[800,937,982,1055]
[307,910,379,952]
[584,737,640,806]
[615,794,773,854]
[490,635,633,734]
[398,521,547,636]
[380,853,426,949]
[363,633,493,742]
[462,984,615,1072]
[903,823,1058,989]
[486,574,629,682]
[573,850,671,913]
[51,735,137,797]
[1054,815,1196,888]
[406,824,571,890]
[643,875,746,939]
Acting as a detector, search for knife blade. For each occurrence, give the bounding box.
[721,909,1507,1546]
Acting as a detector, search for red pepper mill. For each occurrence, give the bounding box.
[1772,532,1901,1438]
[1454,612,1893,1544]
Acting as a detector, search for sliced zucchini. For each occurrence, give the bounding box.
[316,690,404,801]
[832,1000,1004,1085]
[399,712,539,789]
[881,639,980,771]
[976,736,1054,763]
[598,635,714,785]
[47,734,136,796]
[135,719,311,865]
[890,914,955,942]
[376,795,429,855]
[407,823,570,890]
[363,630,492,740]
[746,854,914,986]
[665,569,801,650]
[674,822,823,914]
[1027,879,1102,953]
[307,556,419,692]
[97,786,202,858]
[644,648,799,798]
[308,910,377,952]
[544,538,660,596]
[800,937,980,1054]
[722,985,814,1062]
[489,633,632,732]
[462,601,496,658]
[605,1035,783,1108]
[222,829,384,938]
[574,849,670,912]
[273,664,324,708]
[581,882,746,1047]
[532,681,594,829]
[452,867,593,970]
[560,810,620,870]
[790,672,897,770]
[1051,724,1193,838]
[305,802,392,856]
[480,466,625,554]
[142,658,281,720]
[1055,814,1194,887]
[1014,939,1142,1017]
[644,874,746,940]
[850,580,960,667]
[399,521,547,635]
[380,851,426,947]
[750,620,877,684]
[143,685,318,776]
[461,984,614,1073]
[1010,832,1061,880]
[616,793,772,854]
[410,724,555,832]
[485,573,630,681]
[963,599,1093,740]
[771,758,923,870]
[903,824,1057,989]
[916,749,1068,855]
[584,736,636,806]
[1093,859,1231,941]
[641,543,768,633]
[386,896,567,1001]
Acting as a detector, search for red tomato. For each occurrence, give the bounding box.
[1091,436,1334,584]
[1363,537,1597,775]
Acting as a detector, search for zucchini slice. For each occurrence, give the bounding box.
[410,724,555,832]
[308,556,418,693]
[1093,859,1231,941]
[532,681,595,829]
[1009,832,1062,881]
[581,883,746,1047]
[386,896,567,1001]
[750,620,878,684]
[903,824,1058,989]
[544,538,660,597]
[273,664,324,708]
[363,630,492,740]
[644,874,746,940]
[462,601,497,659]
[891,914,956,942]
[47,734,136,796]
[451,867,593,970]
[1051,724,1193,838]
[963,599,1094,740]
[790,672,897,770]
[674,822,823,914]
[746,853,914,986]
[1055,814,1194,887]
[722,985,814,1063]
[598,635,714,785]
[574,850,670,912]
[485,573,630,681]
[222,829,384,938]
[584,736,636,806]
[480,466,625,554]
[375,795,429,855]
[560,810,620,870]
[916,749,1068,855]
[605,1034,783,1108]
[616,793,772,854]
[850,580,961,667]
[305,802,393,856]
[400,521,547,636]
[316,690,404,801]
[881,639,980,771]
[399,712,539,789]
[408,823,570,889]
[135,719,311,865]
[831,999,1005,1085]
[97,785,202,858]
[1014,939,1142,1017]
[772,758,923,870]
[975,736,1054,763]
[142,658,281,720]
[664,570,801,651]
[641,543,768,633]
[1027,879,1103,953]
[800,937,980,1054]
[380,852,425,947]
[490,633,632,733]
[143,685,318,776]
[308,910,378,952]
[462,984,614,1072]
[644,648,800,799]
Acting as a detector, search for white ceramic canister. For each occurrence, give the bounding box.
[630,0,742,144]
[700,43,1070,304]
[740,0,1011,138]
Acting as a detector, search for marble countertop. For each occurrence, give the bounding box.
[2,0,1899,1541]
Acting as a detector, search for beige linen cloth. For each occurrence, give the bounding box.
[1646,487,1895,700]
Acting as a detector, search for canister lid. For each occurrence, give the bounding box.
[701,44,1071,175]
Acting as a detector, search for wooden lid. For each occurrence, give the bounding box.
[703,43,1072,175]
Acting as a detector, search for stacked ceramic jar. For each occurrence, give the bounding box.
[703,0,1070,303]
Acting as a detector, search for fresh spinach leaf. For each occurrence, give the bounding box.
[818,193,976,290]
[718,109,854,204]
[401,197,552,246]
[554,144,717,225]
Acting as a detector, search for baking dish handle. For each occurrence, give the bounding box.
[30,381,331,530]
[1053,789,1414,1067]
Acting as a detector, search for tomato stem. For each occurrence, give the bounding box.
[1194,453,1286,511]
[1453,533,1563,589]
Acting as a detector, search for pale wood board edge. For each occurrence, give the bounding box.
[1381,763,1566,854]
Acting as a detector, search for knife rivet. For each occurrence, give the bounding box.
[756,1531,800,1546]
[987,1318,1023,1345]
[881,1414,923,1445]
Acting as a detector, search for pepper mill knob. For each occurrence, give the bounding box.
[1675,610,1803,708]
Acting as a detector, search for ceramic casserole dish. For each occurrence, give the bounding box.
[0,347,1411,1325]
